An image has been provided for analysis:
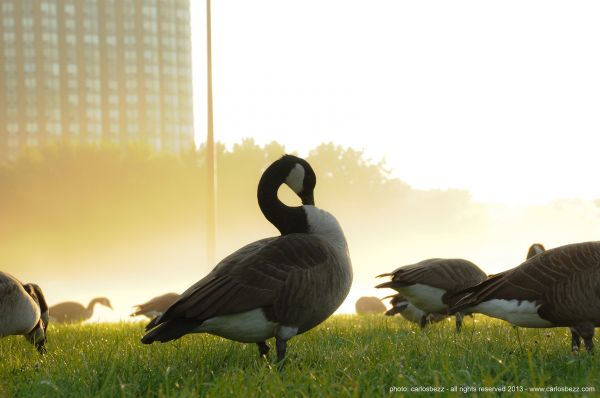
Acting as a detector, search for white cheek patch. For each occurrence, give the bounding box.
[285,164,305,194]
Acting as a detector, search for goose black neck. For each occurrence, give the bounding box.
[257,166,309,235]
[88,298,102,311]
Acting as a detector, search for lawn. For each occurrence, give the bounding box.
[0,315,597,397]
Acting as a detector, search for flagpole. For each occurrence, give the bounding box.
[206,0,216,267]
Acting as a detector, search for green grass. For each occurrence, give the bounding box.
[0,316,598,397]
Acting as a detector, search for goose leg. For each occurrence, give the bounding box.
[274,325,298,366]
[455,312,464,332]
[572,324,594,354]
[419,315,428,330]
[275,338,287,363]
[570,328,581,354]
[257,341,269,358]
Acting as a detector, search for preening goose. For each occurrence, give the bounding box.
[0,272,49,353]
[449,241,600,353]
[384,294,448,328]
[355,296,386,315]
[49,297,113,323]
[131,293,179,318]
[376,258,487,331]
[142,155,353,363]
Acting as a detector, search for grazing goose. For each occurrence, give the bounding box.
[142,155,353,363]
[0,272,49,353]
[49,297,113,323]
[384,294,448,328]
[131,293,179,318]
[355,296,386,315]
[376,258,487,331]
[449,241,600,353]
[527,243,546,259]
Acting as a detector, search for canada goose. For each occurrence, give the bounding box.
[355,296,386,315]
[376,258,487,331]
[527,243,546,259]
[0,272,49,353]
[131,293,179,318]
[49,297,113,323]
[449,241,600,353]
[384,294,448,328]
[142,155,353,363]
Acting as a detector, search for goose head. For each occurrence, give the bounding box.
[384,295,409,316]
[258,155,317,235]
[93,297,113,310]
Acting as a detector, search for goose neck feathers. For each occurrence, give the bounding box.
[257,155,316,235]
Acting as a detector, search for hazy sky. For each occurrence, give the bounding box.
[188,1,600,205]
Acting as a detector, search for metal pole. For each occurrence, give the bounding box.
[206,0,216,266]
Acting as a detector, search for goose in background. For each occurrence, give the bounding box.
[131,293,179,318]
[355,296,386,315]
[384,294,448,328]
[527,243,546,259]
[0,272,49,353]
[449,241,600,353]
[142,155,353,363]
[49,297,113,323]
[376,258,487,331]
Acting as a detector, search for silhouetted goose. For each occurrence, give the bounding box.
[376,258,486,331]
[0,272,49,353]
[355,296,386,315]
[49,297,112,323]
[131,293,179,318]
[527,243,546,259]
[450,241,600,353]
[384,294,448,328]
[142,155,353,363]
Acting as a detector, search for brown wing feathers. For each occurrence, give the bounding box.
[146,234,335,332]
[378,259,486,293]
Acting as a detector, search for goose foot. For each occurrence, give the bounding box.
[257,341,269,358]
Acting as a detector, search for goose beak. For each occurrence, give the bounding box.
[300,192,314,206]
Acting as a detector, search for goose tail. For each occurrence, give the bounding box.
[141,320,197,344]
[375,280,397,290]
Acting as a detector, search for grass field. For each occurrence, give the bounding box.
[0,315,598,397]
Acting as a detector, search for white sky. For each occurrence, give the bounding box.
[189,1,600,205]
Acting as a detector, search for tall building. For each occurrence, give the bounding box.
[0,0,194,163]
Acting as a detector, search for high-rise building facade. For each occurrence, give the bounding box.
[0,0,194,163]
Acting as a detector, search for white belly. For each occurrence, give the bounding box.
[398,284,447,314]
[474,299,554,328]
[196,308,277,343]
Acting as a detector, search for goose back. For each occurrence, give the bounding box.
[451,241,600,327]
[380,258,487,303]
[131,293,179,318]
